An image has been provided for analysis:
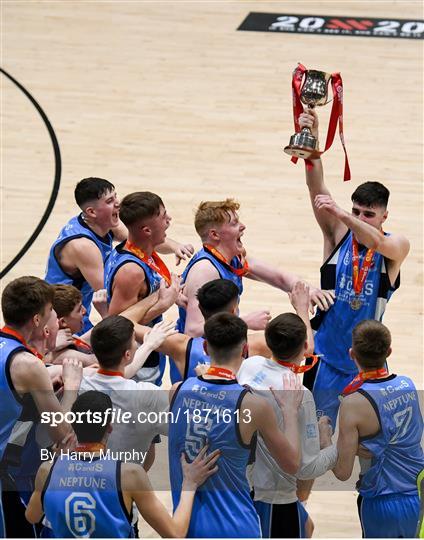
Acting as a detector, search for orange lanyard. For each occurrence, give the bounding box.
[75,443,106,453]
[72,336,92,352]
[275,354,320,374]
[341,368,389,397]
[203,244,249,277]
[1,326,44,361]
[125,240,171,285]
[98,368,124,378]
[351,236,377,295]
[205,366,236,380]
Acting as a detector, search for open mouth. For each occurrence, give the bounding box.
[236,232,244,248]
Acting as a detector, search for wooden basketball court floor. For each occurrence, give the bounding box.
[1,1,423,537]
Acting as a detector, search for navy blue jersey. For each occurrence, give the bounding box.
[45,214,113,334]
[313,232,400,374]
[42,456,133,538]
[357,374,424,498]
[0,332,26,461]
[168,376,260,538]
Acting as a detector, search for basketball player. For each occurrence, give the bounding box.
[104,191,184,384]
[0,276,82,537]
[78,315,170,470]
[333,320,423,538]
[171,198,334,382]
[45,178,192,334]
[26,390,220,538]
[238,310,336,538]
[299,109,410,427]
[168,312,303,538]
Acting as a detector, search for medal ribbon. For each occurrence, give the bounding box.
[205,366,236,380]
[289,63,351,181]
[125,240,171,286]
[275,354,320,374]
[1,326,44,361]
[341,368,389,397]
[351,237,375,296]
[97,368,125,378]
[75,443,106,453]
[203,244,249,277]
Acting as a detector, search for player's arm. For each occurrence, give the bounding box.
[315,194,410,264]
[289,281,315,355]
[332,396,360,481]
[25,461,53,524]
[12,354,81,442]
[123,447,219,538]
[64,238,105,292]
[110,219,128,242]
[108,263,148,315]
[247,257,334,313]
[245,392,301,475]
[247,333,271,358]
[156,237,195,266]
[183,260,220,337]
[134,324,190,377]
[298,109,348,248]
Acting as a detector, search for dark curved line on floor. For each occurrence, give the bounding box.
[0,67,61,279]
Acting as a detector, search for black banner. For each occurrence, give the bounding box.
[238,13,423,40]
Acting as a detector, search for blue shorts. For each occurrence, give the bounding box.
[358,493,420,538]
[254,499,309,538]
[303,359,356,427]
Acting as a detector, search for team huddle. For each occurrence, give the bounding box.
[1,109,423,538]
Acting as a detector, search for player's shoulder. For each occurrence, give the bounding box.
[185,257,219,282]
[64,236,99,255]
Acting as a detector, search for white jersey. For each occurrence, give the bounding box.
[238,355,338,504]
[79,373,168,463]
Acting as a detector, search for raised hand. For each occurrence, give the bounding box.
[289,281,310,315]
[243,310,272,331]
[308,287,335,314]
[271,372,304,412]
[143,320,178,350]
[174,243,195,266]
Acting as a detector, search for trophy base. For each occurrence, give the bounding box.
[284,129,320,160]
[284,145,321,160]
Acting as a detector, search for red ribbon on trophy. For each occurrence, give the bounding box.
[287,63,351,182]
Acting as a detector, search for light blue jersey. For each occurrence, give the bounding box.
[168,376,261,538]
[355,374,423,538]
[104,241,165,385]
[313,231,400,374]
[170,247,243,383]
[42,455,133,538]
[45,214,113,334]
[357,374,424,498]
[182,337,210,380]
[0,332,26,461]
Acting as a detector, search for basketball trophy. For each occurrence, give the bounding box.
[284,63,351,181]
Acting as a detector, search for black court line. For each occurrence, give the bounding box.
[0,68,61,279]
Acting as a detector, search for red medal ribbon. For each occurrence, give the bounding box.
[341,368,389,397]
[125,240,171,286]
[72,336,92,353]
[203,244,249,277]
[1,326,44,361]
[351,237,375,296]
[75,442,106,453]
[289,63,351,181]
[205,366,236,380]
[97,368,125,378]
[275,354,320,374]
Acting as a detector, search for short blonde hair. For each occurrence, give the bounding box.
[194,199,240,240]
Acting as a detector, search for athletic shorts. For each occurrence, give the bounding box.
[254,499,309,538]
[357,492,420,538]
[303,359,356,427]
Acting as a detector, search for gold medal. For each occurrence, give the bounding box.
[350,297,362,310]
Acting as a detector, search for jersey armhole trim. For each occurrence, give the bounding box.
[356,388,382,441]
[235,388,252,449]
[40,456,58,510]
[183,338,194,381]
[116,461,132,524]
[169,381,184,411]
[6,348,27,404]
[320,230,350,271]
